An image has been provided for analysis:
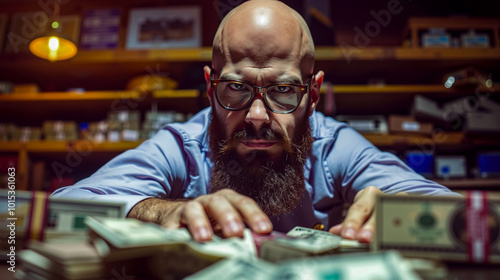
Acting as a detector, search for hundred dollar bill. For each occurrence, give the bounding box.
[86,217,257,279]
[0,190,125,260]
[254,228,341,263]
[373,192,500,263]
[185,257,277,280]
[275,250,420,280]
[287,226,369,253]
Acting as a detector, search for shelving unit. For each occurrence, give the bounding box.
[0,1,499,192]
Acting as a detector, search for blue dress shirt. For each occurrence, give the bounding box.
[52,108,456,232]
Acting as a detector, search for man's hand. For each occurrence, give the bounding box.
[128,189,272,242]
[329,186,407,243]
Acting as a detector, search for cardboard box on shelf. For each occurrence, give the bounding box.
[388,115,433,135]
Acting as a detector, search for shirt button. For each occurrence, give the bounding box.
[313,223,324,230]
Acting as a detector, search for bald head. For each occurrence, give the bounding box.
[212,0,315,81]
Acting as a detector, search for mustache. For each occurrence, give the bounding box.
[219,125,292,154]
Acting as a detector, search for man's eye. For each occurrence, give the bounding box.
[228,83,246,91]
[275,86,292,93]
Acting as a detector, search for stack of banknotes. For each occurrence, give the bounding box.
[373,191,500,263]
[15,216,445,280]
[13,189,497,279]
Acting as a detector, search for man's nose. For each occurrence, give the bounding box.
[245,95,271,130]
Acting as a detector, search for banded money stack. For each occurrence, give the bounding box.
[373,191,500,263]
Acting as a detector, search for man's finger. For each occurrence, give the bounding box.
[357,211,375,243]
[223,190,273,234]
[180,200,214,241]
[340,186,380,239]
[199,192,245,238]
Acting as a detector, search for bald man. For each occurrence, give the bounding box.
[52,0,456,243]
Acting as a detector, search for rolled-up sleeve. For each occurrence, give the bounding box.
[51,129,189,215]
[325,127,459,203]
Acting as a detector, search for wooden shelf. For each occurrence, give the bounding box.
[321,84,499,94]
[0,91,142,101]
[361,132,466,146]
[2,47,500,65]
[0,90,201,102]
[0,141,143,153]
[434,178,500,189]
[153,89,199,98]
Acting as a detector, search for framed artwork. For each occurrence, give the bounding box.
[0,14,7,52]
[126,6,201,49]
[5,12,80,54]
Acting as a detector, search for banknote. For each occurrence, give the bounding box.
[275,250,420,280]
[0,190,125,261]
[287,226,370,253]
[185,257,276,280]
[255,228,341,263]
[373,191,500,263]
[188,251,420,280]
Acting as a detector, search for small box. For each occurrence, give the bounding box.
[406,152,434,178]
[478,153,500,178]
[422,28,451,48]
[435,156,467,179]
[465,112,500,133]
[336,115,388,134]
[388,115,433,135]
[461,31,490,48]
[411,95,444,122]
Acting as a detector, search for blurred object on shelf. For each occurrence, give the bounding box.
[461,30,490,48]
[13,84,40,94]
[12,127,42,142]
[442,67,492,88]
[477,152,500,178]
[0,81,13,94]
[142,110,188,139]
[336,115,388,134]
[0,123,16,141]
[411,95,445,123]
[31,161,47,191]
[80,8,121,50]
[126,74,178,92]
[422,28,451,48]
[108,110,141,142]
[435,155,467,179]
[43,121,78,141]
[405,151,434,178]
[443,96,500,134]
[0,156,17,189]
[404,17,500,49]
[388,115,433,135]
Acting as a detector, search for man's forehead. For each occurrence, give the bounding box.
[218,5,304,68]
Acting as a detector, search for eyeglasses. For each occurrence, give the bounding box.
[210,70,312,114]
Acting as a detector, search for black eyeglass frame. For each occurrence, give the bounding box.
[209,69,314,114]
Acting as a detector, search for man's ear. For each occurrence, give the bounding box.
[308,70,324,116]
[203,65,213,101]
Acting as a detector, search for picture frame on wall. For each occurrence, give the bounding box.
[125,6,201,50]
[0,14,7,52]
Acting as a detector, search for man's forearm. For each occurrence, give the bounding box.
[127,197,187,225]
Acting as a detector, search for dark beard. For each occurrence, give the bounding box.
[207,107,314,217]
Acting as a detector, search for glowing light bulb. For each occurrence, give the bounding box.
[48,36,60,51]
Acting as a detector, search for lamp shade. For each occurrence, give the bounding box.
[29,22,78,61]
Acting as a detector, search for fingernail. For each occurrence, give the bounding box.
[227,221,242,234]
[256,221,271,232]
[197,227,210,240]
[343,228,356,239]
[360,230,372,241]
